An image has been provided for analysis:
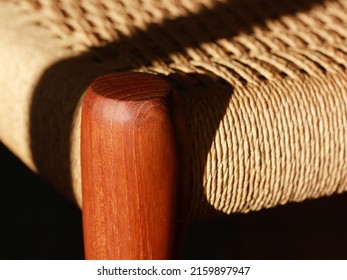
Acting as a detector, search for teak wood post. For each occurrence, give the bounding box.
[81,72,190,259]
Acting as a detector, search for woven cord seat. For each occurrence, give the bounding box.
[1,0,347,225]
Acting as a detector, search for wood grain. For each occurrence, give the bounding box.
[81,72,190,259]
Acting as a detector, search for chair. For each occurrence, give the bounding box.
[1,0,347,259]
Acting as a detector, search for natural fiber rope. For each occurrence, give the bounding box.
[1,0,347,219]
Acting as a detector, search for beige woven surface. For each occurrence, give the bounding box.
[1,0,347,218]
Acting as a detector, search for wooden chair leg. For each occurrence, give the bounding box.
[81,72,190,259]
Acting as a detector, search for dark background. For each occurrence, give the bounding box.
[1,142,347,260]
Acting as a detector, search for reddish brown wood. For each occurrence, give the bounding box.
[81,72,190,259]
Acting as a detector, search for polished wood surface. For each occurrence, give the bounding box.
[81,72,190,259]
